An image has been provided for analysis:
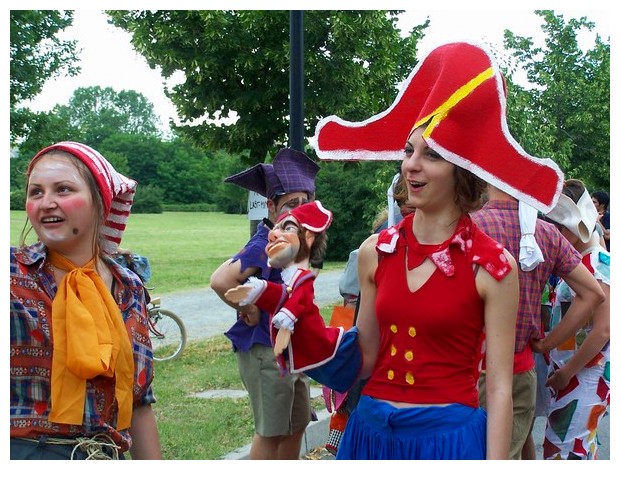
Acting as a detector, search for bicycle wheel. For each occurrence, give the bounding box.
[149,308,187,361]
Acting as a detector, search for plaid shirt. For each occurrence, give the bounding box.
[10,243,156,453]
[471,199,581,352]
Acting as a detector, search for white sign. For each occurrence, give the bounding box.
[248,191,268,220]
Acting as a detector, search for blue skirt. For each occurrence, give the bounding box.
[336,395,486,460]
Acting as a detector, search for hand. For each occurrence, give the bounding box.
[225,284,254,304]
[545,365,572,392]
[239,304,260,327]
[530,337,547,354]
[273,328,292,356]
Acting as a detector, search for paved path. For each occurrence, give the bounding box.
[154,269,344,343]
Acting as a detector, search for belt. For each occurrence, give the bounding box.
[17,433,121,460]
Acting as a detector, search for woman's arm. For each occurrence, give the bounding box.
[532,263,605,353]
[546,280,610,392]
[477,249,518,460]
[356,234,380,380]
[128,404,162,459]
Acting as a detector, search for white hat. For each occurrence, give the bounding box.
[546,188,598,243]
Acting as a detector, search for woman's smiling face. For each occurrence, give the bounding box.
[401,126,456,212]
[26,152,97,255]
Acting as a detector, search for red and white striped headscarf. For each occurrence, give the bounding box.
[28,141,137,253]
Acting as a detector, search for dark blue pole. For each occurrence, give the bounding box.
[289,10,304,151]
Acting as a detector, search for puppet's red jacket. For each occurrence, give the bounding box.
[254,268,344,373]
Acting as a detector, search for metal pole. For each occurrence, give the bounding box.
[289,10,304,151]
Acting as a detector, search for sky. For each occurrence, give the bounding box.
[20,5,612,137]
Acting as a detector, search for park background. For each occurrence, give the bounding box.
[7,6,613,467]
[10,9,610,264]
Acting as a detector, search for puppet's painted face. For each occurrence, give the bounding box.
[266,216,301,268]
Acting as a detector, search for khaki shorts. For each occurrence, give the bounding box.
[479,368,536,460]
[236,344,312,437]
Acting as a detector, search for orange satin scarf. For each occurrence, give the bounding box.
[48,251,134,430]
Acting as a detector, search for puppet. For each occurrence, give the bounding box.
[225,200,343,374]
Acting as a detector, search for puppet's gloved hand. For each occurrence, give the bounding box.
[272,310,295,332]
[241,276,267,305]
[225,276,266,306]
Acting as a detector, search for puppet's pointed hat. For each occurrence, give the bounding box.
[311,41,563,213]
[277,200,333,233]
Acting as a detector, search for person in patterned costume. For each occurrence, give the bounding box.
[210,148,319,459]
[533,179,610,459]
[10,142,161,459]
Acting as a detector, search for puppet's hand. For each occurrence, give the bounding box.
[272,310,295,332]
[274,328,292,356]
[224,277,266,305]
[225,285,255,304]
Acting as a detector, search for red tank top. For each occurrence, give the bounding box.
[362,214,510,408]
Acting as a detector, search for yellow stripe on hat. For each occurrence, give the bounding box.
[411,67,495,137]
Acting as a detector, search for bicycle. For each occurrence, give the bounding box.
[147,295,187,362]
[113,251,187,361]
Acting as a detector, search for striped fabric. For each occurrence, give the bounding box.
[28,141,137,253]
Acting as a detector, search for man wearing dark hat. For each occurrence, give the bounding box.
[210,147,320,459]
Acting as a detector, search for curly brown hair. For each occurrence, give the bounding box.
[394,165,486,214]
[562,178,587,204]
[454,167,487,213]
[294,228,328,266]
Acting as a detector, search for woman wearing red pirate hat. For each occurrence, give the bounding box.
[300,41,567,460]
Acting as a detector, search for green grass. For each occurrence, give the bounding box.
[10,210,345,294]
[149,307,333,460]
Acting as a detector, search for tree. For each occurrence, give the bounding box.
[316,161,399,260]
[106,10,427,164]
[10,86,163,195]
[502,10,610,191]
[54,86,161,146]
[10,10,80,145]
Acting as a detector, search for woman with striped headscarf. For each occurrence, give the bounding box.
[10,142,162,460]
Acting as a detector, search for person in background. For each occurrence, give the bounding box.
[10,141,162,460]
[591,190,610,251]
[301,40,572,459]
[209,148,319,460]
[471,185,602,459]
[224,201,339,375]
[533,179,610,460]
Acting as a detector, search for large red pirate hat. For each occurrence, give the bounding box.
[311,41,563,213]
[28,141,137,253]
